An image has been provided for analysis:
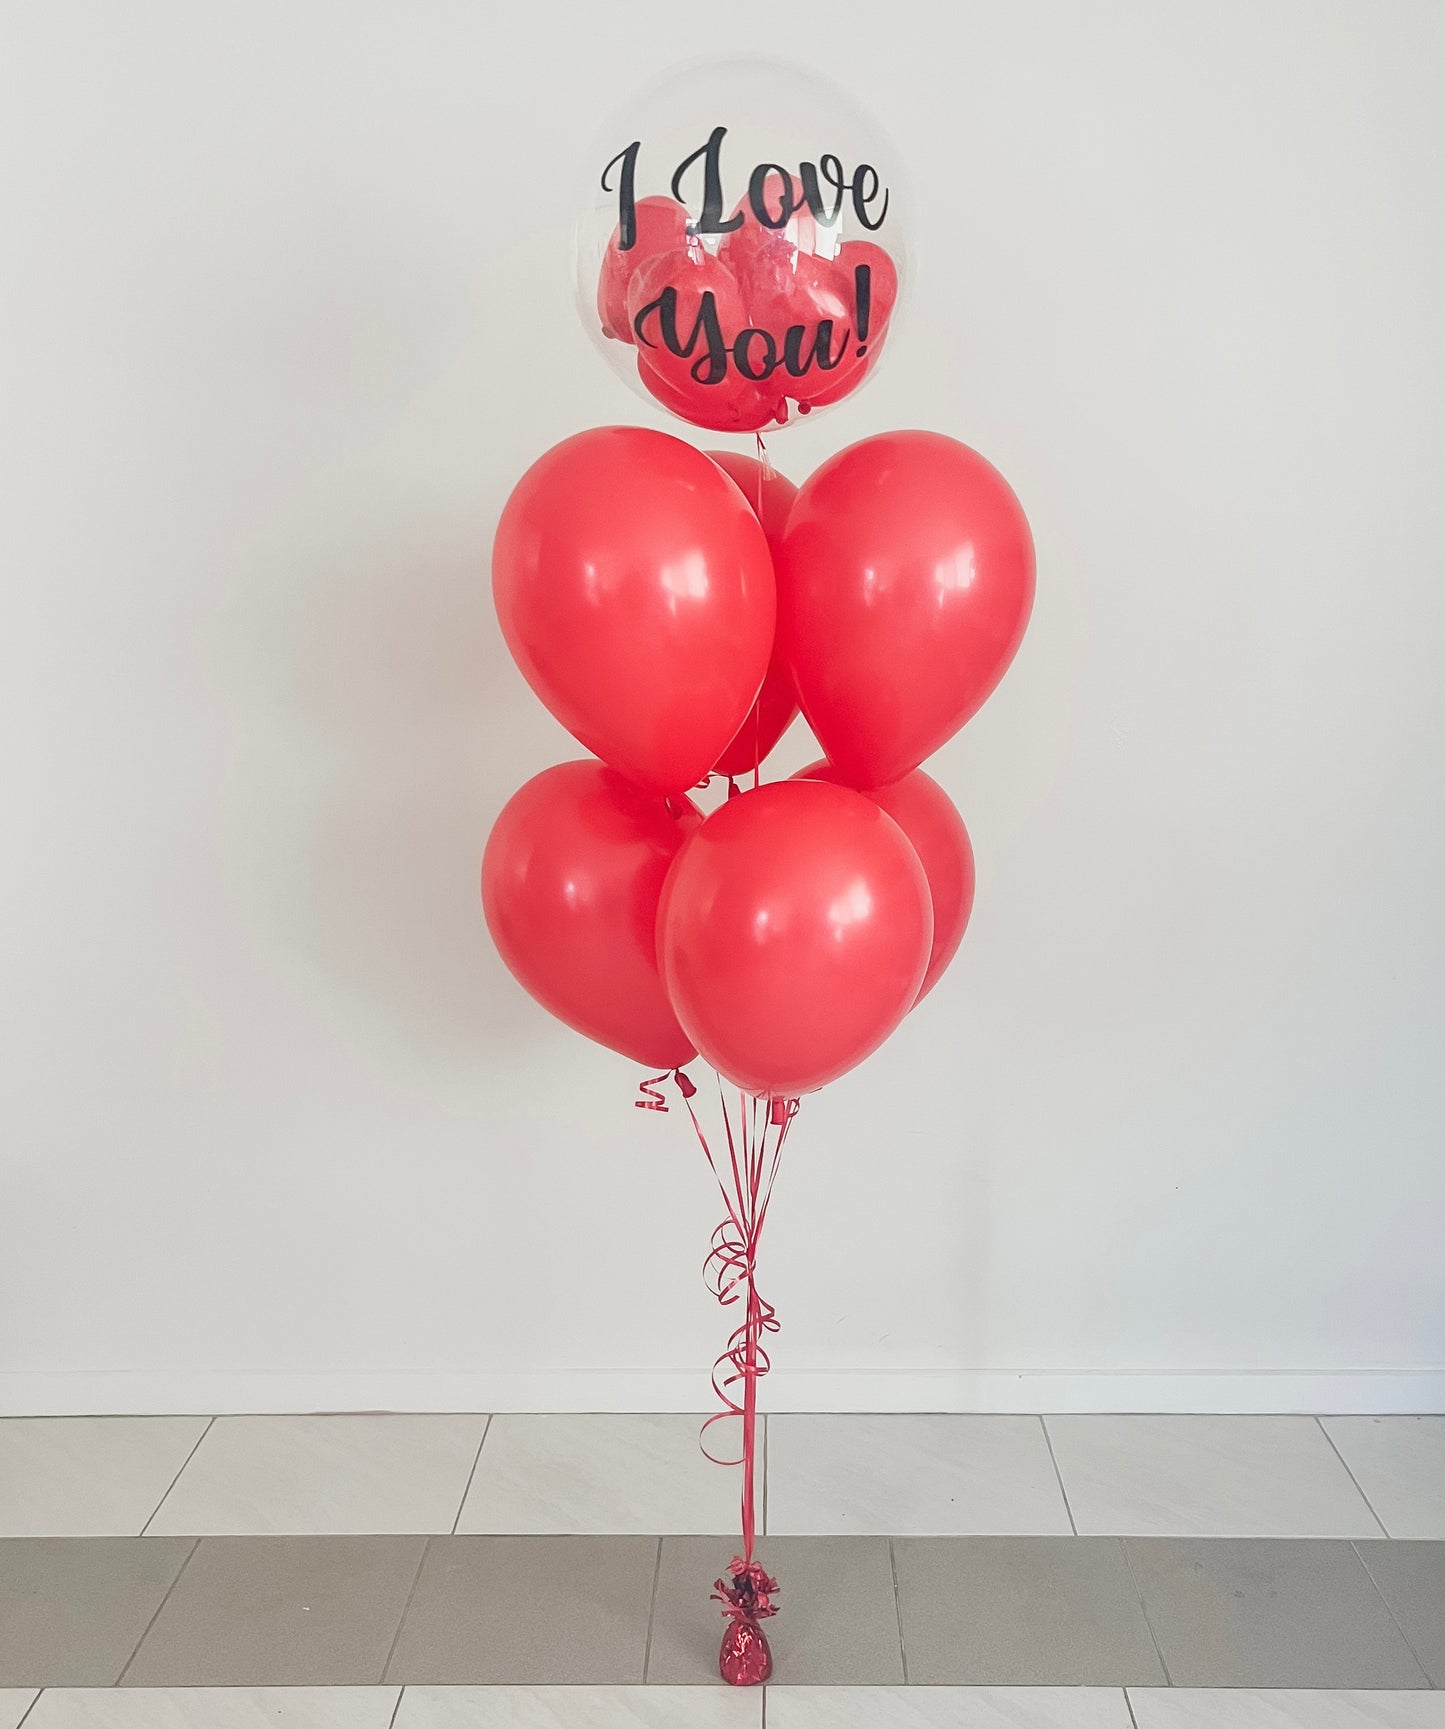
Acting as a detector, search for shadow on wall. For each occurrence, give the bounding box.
[224,229,602,1065]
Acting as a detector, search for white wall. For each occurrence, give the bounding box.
[2,0,1443,1417]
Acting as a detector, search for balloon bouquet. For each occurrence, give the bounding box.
[482,58,1034,1686]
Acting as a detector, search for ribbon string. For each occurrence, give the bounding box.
[674,1069,795,1562]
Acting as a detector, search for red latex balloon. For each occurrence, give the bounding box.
[794,761,974,1003]
[629,251,777,432]
[777,432,1035,788]
[804,241,899,407]
[493,428,776,794]
[658,781,932,1097]
[717,172,820,285]
[707,449,796,546]
[717,173,854,411]
[597,195,691,343]
[707,451,799,779]
[482,761,700,1068]
[633,352,776,434]
[712,646,797,780]
[835,239,899,328]
[602,171,901,430]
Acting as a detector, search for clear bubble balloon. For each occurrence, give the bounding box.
[574,57,911,435]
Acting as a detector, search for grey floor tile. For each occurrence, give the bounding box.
[1129,1690,1445,1728]
[1355,1540,1445,1685]
[767,1415,1072,1536]
[394,1686,763,1726]
[121,1535,426,1686]
[767,1687,1134,1726]
[0,1419,210,1538]
[1046,1418,1380,1539]
[1323,1420,1445,1539]
[147,1414,487,1537]
[1127,1537,1430,1688]
[25,1688,401,1726]
[0,1692,38,1729]
[457,1415,743,1535]
[893,1536,1165,1686]
[384,1536,656,1685]
[647,1537,903,1687]
[0,1537,195,1686]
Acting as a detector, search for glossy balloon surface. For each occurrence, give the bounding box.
[493,427,775,794]
[482,761,700,1067]
[658,780,931,1096]
[794,760,974,1002]
[707,450,800,779]
[777,431,1034,788]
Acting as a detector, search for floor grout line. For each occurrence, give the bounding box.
[1317,1415,1389,1536]
[888,1535,909,1685]
[1039,1413,1078,1534]
[115,1536,199,1684]
[379,1536,433,1686]
[1123,1687,1141,1728]
[386,1684,405,1729]
[1121,1537,1173,1688]
[450,1413,493,1535]
[15,1694,42,1729]
[139,1415,215,1535]
[1352,1537,1434,1686]
[641,1535,664,1682]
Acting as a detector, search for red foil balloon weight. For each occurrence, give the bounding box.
[714,1557,779,1685]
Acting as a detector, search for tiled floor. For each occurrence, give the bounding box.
[1044,1416,1385,1539]
[0,1420,209,1539]
[2,1410,1431,1549]
[766,1415,1073,1536]
[453,1415,742,1535]
[146,1417,487,1538]
[4,1694,1445,1727]
[1322,1419,1445,1541]
[4,1413,1441,1542]
[2,1532,1442,1691]
[0,1412,1443,1714]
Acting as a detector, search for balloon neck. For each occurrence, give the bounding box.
[635,1067,697,1110]
[768,1096,800,1127]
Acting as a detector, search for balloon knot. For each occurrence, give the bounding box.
[635,1067,697,1111]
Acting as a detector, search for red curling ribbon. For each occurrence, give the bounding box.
[670,1071,797,1684]
[634,1072,671,1112]
[634,1067,696,1112]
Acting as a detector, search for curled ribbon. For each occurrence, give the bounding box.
[673,1073,797,1564]
[634,1067,696,1112]
[699,1219,779,1469]
[635,1066,798,1637]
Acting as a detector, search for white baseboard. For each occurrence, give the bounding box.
[1,1368,1441,1417]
